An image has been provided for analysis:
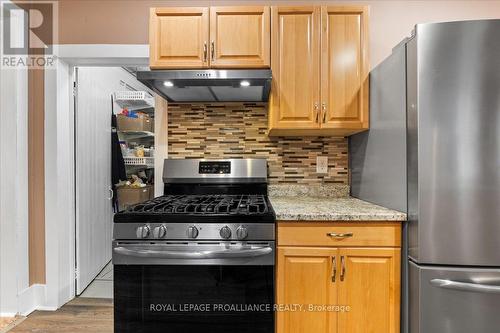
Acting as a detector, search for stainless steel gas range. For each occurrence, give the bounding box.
[112,158,276,333]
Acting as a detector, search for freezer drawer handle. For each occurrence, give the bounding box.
[327,232,353,239]
[430,279,500,294]
[114,246,272,259]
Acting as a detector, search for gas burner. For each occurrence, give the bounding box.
[113,159,275,230]
[124,194,270,215]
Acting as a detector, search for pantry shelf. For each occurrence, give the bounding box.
[123,157,154,168]
[118,130,155,139]
[114,91,154,111]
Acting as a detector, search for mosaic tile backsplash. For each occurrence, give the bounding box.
[168,103,349,185]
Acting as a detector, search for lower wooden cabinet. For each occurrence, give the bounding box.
[277,222,401,333]
[337,248,400,333]
[277,247,337,333]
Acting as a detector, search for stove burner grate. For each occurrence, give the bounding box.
[124,194,270,215]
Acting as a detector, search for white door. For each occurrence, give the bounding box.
[75,67,114,294]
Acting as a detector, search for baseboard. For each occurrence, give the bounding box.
[18,284,46,316]
[0,312,17,317]
[35,306,58,311]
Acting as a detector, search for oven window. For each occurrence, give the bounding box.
[114,265,274,333]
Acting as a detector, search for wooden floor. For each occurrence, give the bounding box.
[5,298,113,333]
[0,317,19,332]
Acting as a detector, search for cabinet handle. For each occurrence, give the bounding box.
[211,40,215,62]
[322,102,327,123]
[326,232,353,239]
[331,256,337,282]
[203,42,208,62]
[340,256,346,281]
[314,102,320,123]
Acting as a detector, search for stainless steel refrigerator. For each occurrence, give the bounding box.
[350,20,500,333]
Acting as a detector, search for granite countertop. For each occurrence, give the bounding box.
[269,196,407,222]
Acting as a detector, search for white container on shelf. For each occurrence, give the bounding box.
[114,91,154,110]
[123,156,154,168]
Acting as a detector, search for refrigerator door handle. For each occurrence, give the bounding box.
[430,279,500,294]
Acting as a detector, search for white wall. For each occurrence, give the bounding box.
[43,63,160,309]
[44,59,75,309]
[0,60,24,318]
[55,0,500,68]
[366,0,500,67]
[0,4,30,316]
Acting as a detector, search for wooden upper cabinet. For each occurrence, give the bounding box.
[268,5,369,136]
[149,6,270,69]
[209,6,270,68]
[149,7,209,69]
[269,6,321,130]
[277,247,337,333]
[337,248,400,333]
[321,6,369,131]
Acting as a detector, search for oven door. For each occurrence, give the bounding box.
[113,241,275,333]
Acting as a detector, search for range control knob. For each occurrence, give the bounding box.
[236,226,249,240]
[153,225,167,239]
[187,226,199,239]
[219,226,232,239]
[136,225,150,239]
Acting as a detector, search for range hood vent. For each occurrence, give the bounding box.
[136,69,272,103]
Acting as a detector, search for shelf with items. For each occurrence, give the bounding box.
[116,184,154,211]
[116,113,154,131]
[113,91,154,111]
[114,89,156,200]
[124,156,154,168]
[120,141,155,172]
[117,130,155,140]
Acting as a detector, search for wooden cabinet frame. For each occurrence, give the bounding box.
[277,222,401,333]
[337,247,400,333]
[320,6,370,131]
[149,7,209,69]
[269,6,321,130]
[268,5,370,137]
[150,6,270,69]
[210,6,270,68]
[277,247,338,333]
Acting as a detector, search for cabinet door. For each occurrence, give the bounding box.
[269,6,321,130]
[338,248,400,333]
[320,6,369,131]
[149,7,209,69]
[277,247,337,333]
[209,6,270,68]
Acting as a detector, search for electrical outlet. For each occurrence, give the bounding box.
[316,156,328,174]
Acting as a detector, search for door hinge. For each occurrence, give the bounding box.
[74,267,79,279]
[73,81,77,97]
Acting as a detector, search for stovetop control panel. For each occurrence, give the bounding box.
[113,222,275,241]
[199,161,231,174]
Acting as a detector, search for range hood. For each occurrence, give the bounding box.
[136,69,272,103]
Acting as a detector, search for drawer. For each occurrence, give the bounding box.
[277,222,401,247]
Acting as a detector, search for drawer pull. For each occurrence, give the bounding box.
[331,256,337,282]
[340,256,346,281]
[326,232,354,239]
[211,40,215,62]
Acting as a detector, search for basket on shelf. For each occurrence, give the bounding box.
[114,91,154,110]
[123,156,154,168]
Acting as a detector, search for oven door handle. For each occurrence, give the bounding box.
[113,246,273,259]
